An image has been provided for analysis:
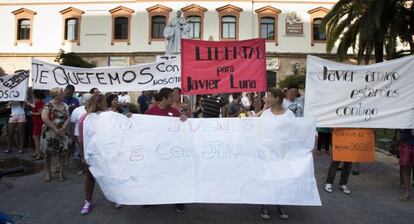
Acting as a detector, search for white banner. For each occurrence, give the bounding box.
[304,55,414,128]
[0,70,29,102]
[84,112,321,206]
[31,58,181,92]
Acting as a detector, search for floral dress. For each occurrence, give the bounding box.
[40,101,71,156]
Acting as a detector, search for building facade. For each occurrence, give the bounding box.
[0,0,338,85]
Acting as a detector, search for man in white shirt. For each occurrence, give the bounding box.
[118,92,131,114]
[282,84,304,117]
[240,93,251,110]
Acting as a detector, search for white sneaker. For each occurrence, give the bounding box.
[80,200,92,215]
[324,183,333,193]
[114,203,123,209]
[339,185,351,195]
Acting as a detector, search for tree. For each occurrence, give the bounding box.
[323,0,414,64]
[278,75,306,90]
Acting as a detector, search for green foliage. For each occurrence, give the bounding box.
[55,49,96,68]
[129,103,138,113]
[323,0,414,63]
[278,75,306,90]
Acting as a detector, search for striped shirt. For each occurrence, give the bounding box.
[77,113,88,143]
[202,95,225,118]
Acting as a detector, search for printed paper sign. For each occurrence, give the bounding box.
[332,128,376,162]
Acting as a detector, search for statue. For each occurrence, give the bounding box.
[164,10,189,55]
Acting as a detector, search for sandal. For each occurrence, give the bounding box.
[44,173,51,182]
[34,154,43,161]
[399,191,410,202]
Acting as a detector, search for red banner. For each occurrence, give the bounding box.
[181,38,267,94]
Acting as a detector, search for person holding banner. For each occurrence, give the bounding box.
[40,88,72,182]
[26,90,45,160]
[144,87,188,213]
[259,88,293,220]
[399,129,414,202]
[324,129,353,195]
[78,94,126,215]
[4,101,26,154]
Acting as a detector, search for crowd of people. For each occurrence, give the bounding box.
[0,83,413,219]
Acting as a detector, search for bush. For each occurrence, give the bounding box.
[278,75,306,90]
[55,49,95,68]
[129,103,138,113]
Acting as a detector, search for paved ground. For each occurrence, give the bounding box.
[0,148,413,224]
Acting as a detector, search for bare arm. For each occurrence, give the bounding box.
[41,107,57,132]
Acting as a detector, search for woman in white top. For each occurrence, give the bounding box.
[259,88,292,221]
[247,96,265,117]
[4,101,26,154]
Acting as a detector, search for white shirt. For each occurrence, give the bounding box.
[282,96,304,117]
[70,105,86,136]
[118,94,131,104]
[260,108,295,118]
[11,102,25,116]
[241,96,251,108]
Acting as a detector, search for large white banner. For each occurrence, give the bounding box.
[84,112,321,206]
[31,58,181,92]
[0,70,29,102]
[304,55,414,128]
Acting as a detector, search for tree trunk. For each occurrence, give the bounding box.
[374,42,384,63]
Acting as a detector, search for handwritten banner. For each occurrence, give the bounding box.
[84,113,320,206]
[31,58,181,92]
[0,70,29,102]
[181,39,267,94]
[304,55,414,128]
[332,128,376,162]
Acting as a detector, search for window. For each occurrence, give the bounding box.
[18,19,31,40]
[151,16,166,39]
[12,8,36,45]
[216,5,242,40]
[182,4,207,40]
[187,16,201,39]
[307,6,329,46]
[114,17,129,40]
[60,7,84,45]
[260,17,275,40]
[65,18,78,41]
[146,4,172,43]
[109,6,134,45]
[222,16,236,39]
[255,6,281,44]
[313,18,326,41]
